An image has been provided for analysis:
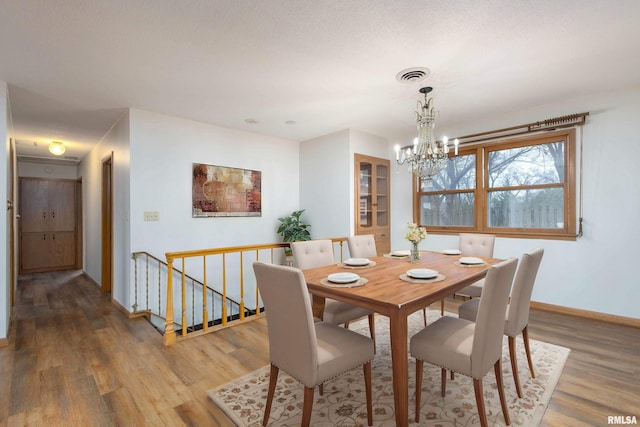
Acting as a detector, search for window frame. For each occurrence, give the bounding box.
[414,129,577,240]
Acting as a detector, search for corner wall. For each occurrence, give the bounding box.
[78,111,131,306]
[0,81,9,341]
[390,85,640,319]
[127,109,300,310]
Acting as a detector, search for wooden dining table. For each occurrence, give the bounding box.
[301,250,501,427]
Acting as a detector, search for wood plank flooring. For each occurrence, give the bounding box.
[1,270,638,426]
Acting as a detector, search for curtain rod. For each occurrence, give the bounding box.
[453,112,589,145]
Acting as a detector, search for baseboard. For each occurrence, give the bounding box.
[81,272,149,319]
[531,301,640,328]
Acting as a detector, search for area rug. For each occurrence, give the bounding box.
[208,311,570,426]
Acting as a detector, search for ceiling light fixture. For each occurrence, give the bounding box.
[49,141,66,156]
[394,87,458,182]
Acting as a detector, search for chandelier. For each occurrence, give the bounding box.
[394,87,458,181]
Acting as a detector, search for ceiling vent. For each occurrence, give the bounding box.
[395,67,431,84]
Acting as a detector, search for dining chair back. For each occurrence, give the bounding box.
[290,239,376,347]
[459,233,496,257]
[253,262,374,426]
[458,248,544,397]
[411,257,517,426]
[291,239,335,269]
[347,234,378,258]
[445,233,497,311]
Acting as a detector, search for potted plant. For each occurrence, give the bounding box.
[277,209,311,257]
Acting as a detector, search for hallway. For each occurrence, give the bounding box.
[1,270,266,426]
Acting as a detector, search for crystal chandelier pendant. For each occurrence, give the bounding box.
[394,86,457,182]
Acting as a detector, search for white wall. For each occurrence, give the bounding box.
[127,109,300,309]
[78,111,130,306]
[17,160,78,179]
[300,129,391,242]
[1,81,9,341]
[300,130,351,239]
[390,85,640,319]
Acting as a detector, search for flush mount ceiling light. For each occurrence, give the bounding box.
[49,141,66,156]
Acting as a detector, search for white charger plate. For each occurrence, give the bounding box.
[459,257,484,265]
[344,258,371,266]
[407,268,438,279]
[391,250,410,257]
[327,272,360,283]
[442,249,461,255]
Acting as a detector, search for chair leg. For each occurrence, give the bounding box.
[319,383,323,395]
[440,298,445,316]
[367,314,376,353]
[344,321,350,328]
[494,359,511,425]
[263,364,279,426]
[301,386,315,427]
[508,335,522,398]
[363,361,373,426]
[422,308,427,327]
[473,378,488,427]
[522,326,536,378]
[441,368,447,397]
[415,359,424,422]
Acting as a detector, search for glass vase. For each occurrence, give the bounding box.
[410,241,420,262]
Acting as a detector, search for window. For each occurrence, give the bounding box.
[415,129,576,240]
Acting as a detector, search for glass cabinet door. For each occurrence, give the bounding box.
[359,162,372,228]
[376,163,388,227]
[355,153,391,256]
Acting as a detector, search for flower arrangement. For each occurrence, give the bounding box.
[405,222,427,262]
[405,222,427,243]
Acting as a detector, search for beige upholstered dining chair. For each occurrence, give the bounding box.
[347,234,378,258]
[253,262,374,427]
[440,233,496,315]
[291,239,376,346]
[410,257,517,426]
[458,248,544,398]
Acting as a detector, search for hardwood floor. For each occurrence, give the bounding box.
[1,271,638,426]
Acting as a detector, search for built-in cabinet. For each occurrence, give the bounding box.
[355,154,390,255]
[19,178,78,273]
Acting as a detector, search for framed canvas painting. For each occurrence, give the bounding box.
[192,163,261,217]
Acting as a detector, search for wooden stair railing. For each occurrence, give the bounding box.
[132,251,245,329]
[135,238,347,345]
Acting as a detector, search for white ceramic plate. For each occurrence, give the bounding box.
[407,268,438,279]
[327,272,360,284]
[442,249,461,255]
[344,258,370,266]
[459,257,484,265]
[391,250,410,257]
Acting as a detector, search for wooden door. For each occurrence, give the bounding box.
[20,232,51,271]
[19,178,78,273]
[49,181,76,231]
[50,231,76,267]
[20,179,49,232]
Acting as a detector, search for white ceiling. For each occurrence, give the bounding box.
[2,0,640,162]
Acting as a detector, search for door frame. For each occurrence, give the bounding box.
[101,153,113,293]
[9,139,15,306]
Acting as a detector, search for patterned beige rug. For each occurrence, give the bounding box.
[208,311,569,426]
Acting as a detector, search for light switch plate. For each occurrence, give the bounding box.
[143,211,159,221]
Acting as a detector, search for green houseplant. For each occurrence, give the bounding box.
[277,209,311,256]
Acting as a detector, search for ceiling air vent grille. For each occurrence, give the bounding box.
[395,67,431,83]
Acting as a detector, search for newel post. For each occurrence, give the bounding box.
[163,256,176,345]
